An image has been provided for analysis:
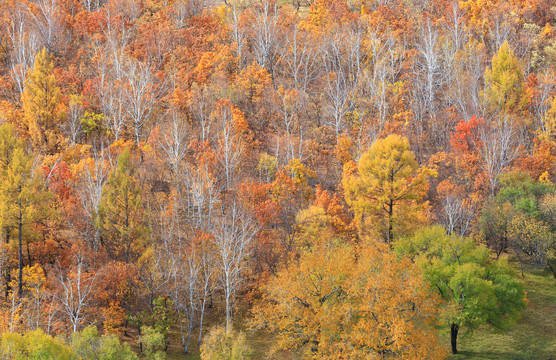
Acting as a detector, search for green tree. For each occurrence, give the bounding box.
[21,48,66,155]
[343,134,434,243]
[395,226,527,354]
[0,124,52,296]
[71,326,137,360]
[144,296,174,351]
[509,213,553,276]
[139,326,166,360]
[501,172,555,274]
[99,146,148,263]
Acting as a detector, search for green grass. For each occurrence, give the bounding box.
[449,267,556,360]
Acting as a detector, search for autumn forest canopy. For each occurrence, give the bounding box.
[0,0,555,358]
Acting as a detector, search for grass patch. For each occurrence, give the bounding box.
[450,268,556,360]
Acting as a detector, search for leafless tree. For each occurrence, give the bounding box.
[189,85,215,143]
[448,42,485,120]
[439,195,474,237]
[80,0,106,12]
[250,1,280,76]
[212,204,257,334]
[478,117,521,195]
[28,0,63,53]
[214,104,244,190]
[64,97,84,146]
[363,33,398,133]
[171,0,213,28]
[229,5,246,70]
[122,59,164,145]
[321,34,354,139]
[444,2,467,53]
[159,110,190,180]
[183,165,221,233]
[196,245,215,345]
[467,42,487,117]
[276,88,306,164]
[91,46,127,142]
[6,8,40,95]
[102,7,133,80]
[489,11,516,53]
[279,25,317,92]
[414,20,444,119]
[168,243,201,354]
[103,84,127,141]
[55,254,98,333]
[531,68,556,134]
[77,151,111,251]
[320,26,366,140]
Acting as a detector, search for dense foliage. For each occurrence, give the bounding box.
[0,0,554,358]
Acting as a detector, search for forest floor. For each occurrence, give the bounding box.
[155,263,556,360]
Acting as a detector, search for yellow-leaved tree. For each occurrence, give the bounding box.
[342,134,434,243]
[0,124,52,298]
[250,203,447,359]
[483,41,527,114]
[21,48,66,156]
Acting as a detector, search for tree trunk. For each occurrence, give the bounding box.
[451,323,459,354]
[198,296,207,345]
[138,324,143,353]
[5,229,10,298]
[515,251,525,277]
[184,320,192,354]
[225,288,232,335]
[387,200,394,243]
[179,319,186,353]
[18,196,23,297]
[547,261,556,279]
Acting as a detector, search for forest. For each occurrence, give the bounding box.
[0,0,554,358]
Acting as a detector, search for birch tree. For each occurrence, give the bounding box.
[122,60,163,145]
[212,205,258,334]
[55,254,98,333]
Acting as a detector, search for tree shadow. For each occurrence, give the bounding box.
[453,350,535,360]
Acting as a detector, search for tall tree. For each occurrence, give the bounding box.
[343,134,434,243]
[484,41,526,114]
[55,252,98,333]
[0,124,51,297]
[21,47,66,156]
[212,204,257,335]
[99,146,148,263]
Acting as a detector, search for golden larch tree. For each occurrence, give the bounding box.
[21,48,66,156]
